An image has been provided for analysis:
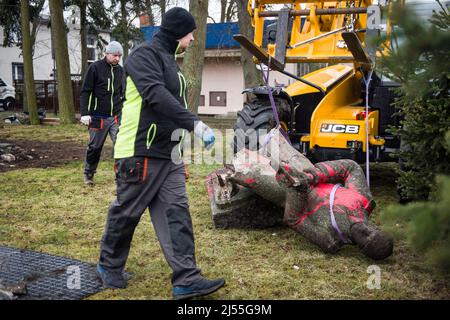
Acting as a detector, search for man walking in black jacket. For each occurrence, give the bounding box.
[96,8,225,300]
[80,41,124,185]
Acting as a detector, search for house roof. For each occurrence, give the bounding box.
[35,14,111,34]
[141,22,241,49]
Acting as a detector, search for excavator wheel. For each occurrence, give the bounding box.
[232,98,291,154]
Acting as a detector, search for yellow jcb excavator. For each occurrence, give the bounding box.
[232,0,401,163]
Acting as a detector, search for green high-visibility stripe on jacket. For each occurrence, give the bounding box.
[80,58,124,118]
[114,30,200,160]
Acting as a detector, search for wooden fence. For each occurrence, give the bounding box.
[13,80,82,114]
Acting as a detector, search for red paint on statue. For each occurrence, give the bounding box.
[275,173,285,182]
[321,163,335,177]
[205,176,214,198]
[294,182,370,225]
[297,199,330,224]
[244,178,257,185]
[316,170,327,183]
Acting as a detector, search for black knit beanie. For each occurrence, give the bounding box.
[160,7,196,39]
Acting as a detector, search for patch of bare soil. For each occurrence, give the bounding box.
[0,139,112,173]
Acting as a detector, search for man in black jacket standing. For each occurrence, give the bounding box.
[96,8,225,300]
[80,41,124,185]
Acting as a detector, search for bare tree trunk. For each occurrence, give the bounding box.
[181,0,208,115]
[237,0,262,88]
[144,0,155,25]
[20,0,39,125]
[120,0,129,59]
[220,0,227,22]
[225,0,236,22]
[30,0,45,57]
[80,0,88,78]
[49,0,76,124]
[158,0,166,16]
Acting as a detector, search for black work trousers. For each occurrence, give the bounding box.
[84,116,118,176]
[98,157,202,286]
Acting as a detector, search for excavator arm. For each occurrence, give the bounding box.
[234,0,392,71]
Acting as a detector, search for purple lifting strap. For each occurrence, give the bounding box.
[329,184,350,244]
[259,60,291,145]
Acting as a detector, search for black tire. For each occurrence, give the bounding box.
[232,98,290,154]
[3,97,16,110]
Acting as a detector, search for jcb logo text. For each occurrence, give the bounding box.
[320,124,360,134]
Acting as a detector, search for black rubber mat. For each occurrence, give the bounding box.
[0,246,103,300]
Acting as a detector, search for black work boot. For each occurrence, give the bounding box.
[84,173,94,186]
[172,278,225,300]
[96,264,127,289]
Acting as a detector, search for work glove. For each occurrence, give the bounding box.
[80,115,91,126]
[194,121,215,150]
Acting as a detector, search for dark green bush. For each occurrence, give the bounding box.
[381,132,450,273]
[380,0,450,201]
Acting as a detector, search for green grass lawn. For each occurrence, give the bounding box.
[0,124,449,300]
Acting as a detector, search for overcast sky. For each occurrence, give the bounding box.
[55,0,225,24]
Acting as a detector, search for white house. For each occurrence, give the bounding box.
[196,49,298,116]
[0,14,111,85]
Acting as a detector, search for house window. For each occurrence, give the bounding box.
[87,36,97,64]
[199,95,205,106]
[87,37,95,46]
[209,91,227,107]
[12,63,24,81]
[88,47,96,61]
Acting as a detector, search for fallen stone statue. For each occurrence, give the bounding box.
[206,128,393,260]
